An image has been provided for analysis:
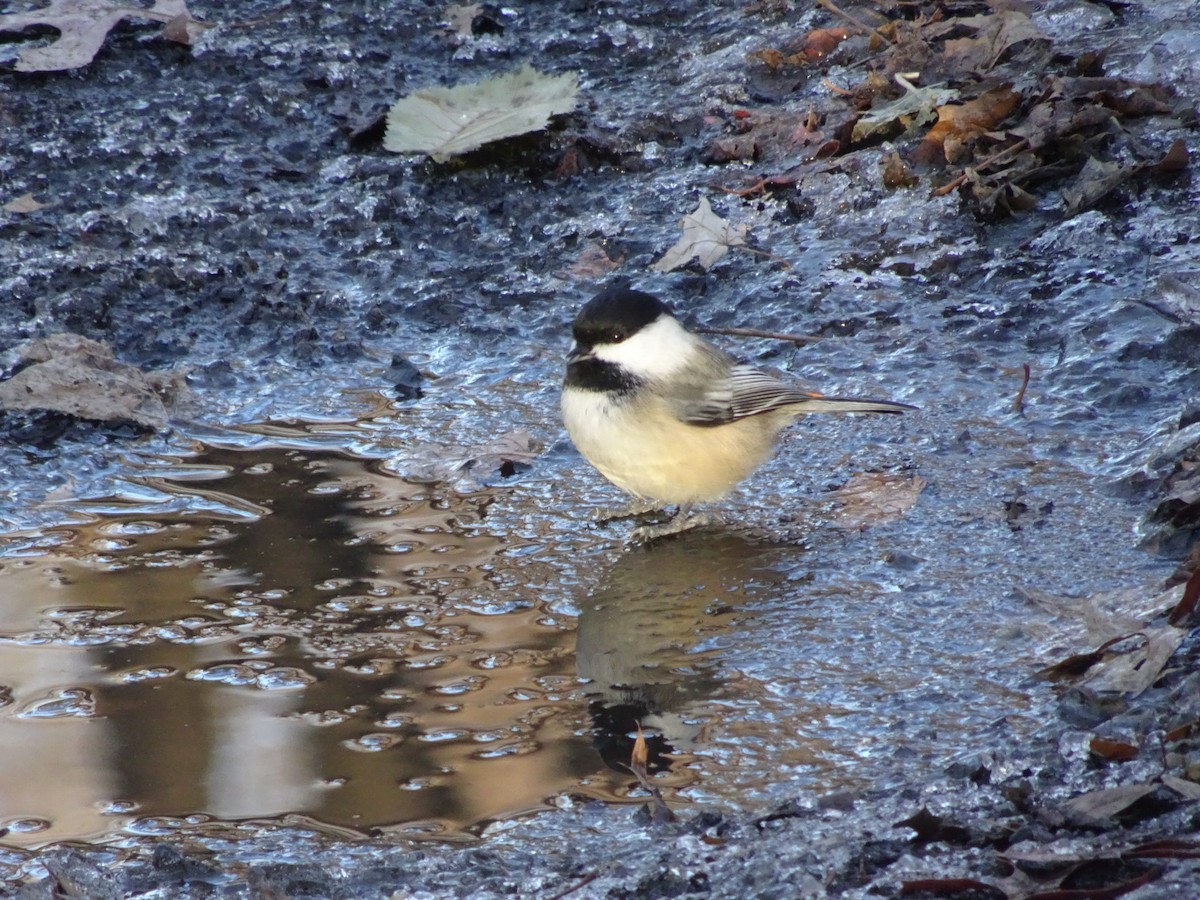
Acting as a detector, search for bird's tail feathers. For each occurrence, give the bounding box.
[792,395,916,415]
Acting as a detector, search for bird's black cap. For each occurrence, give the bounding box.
[572,281,670,350]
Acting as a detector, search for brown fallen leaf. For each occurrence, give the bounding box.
[881,150,918,188]
[1168,564,1200,627]
[1089,736,1139,762]
[714,108,838,165]
[1061,783,1159,826]
[1031,578,1186,696]
[941,10,1050,73]
[1062,155,1136,216]
[1079,624,1186,697]
[1149,138,1189,175]
[912,85,1021,165]
[1039,634,1131,680]
[652,197,748,273]
[0,0,206,73]
[749,26,851,68]
[963,168,1039,218]
[899,878,1005,899]
[1129,838,1200,860]
[799,26,851,61]
[830,472,926,529]
[627,723,674,824]
[631,723,649,771]
[557,242,624,280]
[0,334,182,429]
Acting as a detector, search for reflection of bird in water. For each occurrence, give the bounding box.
[575,530,796,773]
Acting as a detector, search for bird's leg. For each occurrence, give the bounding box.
[596,498,665,525]
[628,504,715,544]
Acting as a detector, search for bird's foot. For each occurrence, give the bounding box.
[628,507,714,545]
[596,499,666,525]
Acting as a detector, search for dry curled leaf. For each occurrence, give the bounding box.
[830,472,926,529]
[0,0,203,72]
[557,242,623,280]
[652,197,748,273]
[383,64,579,162]
[0,334,181,429]
[912,85,1021,165]
[942,10,1050,72]
[1061,783,1159,826]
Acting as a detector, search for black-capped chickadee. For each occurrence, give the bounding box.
[561,283,916,542]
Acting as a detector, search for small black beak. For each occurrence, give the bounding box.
[567,344,591,364]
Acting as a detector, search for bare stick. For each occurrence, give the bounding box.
[934,138,1031,196]
[1012,362,1031,415]
[816,0,890,45]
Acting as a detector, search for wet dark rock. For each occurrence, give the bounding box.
[389,354,424,400]
[827,839,908,893]
[16,850,121,900]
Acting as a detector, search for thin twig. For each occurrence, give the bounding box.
[815,0,891,45]
[224,3,292,29]
[1012,362,1031,415]
[713,177,770,197]
[696,325,821,345]
[547,872,600,900]
[740,244,793,270]
[934,138,1031,196]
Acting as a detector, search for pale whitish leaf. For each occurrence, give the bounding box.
[1163,775,1200,801]
[0,0,200,72]
[851,75,958,142]
[444,3,479,38]
[1080,623,1186,697]
[383,64,579,162]
[652,197,748,273]
[3,193,48,213]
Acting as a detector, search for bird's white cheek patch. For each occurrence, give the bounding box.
[590,316,695,381]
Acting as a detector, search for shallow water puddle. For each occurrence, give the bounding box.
[0,417,1135,847]
[0,445,637,844]
[0,432,914,847]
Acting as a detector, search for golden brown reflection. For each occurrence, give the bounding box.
[0,447,629,845]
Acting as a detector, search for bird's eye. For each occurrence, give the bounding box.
[609,330,624,343]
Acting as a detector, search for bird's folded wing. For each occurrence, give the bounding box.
[677,365,808,426]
